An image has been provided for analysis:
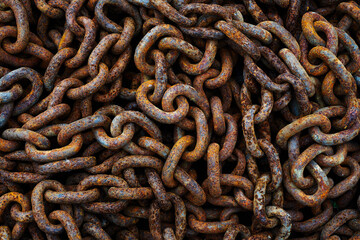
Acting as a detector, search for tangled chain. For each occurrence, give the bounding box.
[0,0,360,239]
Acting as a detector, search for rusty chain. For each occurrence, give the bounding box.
[0,0,360,239]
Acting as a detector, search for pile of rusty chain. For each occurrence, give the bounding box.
[0,0,360,239]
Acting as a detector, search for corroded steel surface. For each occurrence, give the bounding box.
[0,0,359,239]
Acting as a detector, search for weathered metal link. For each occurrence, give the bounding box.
[284,159,331,207]
[25,124,83,162]
[1,0,360,239]
[321,209,360,240]
[135,24,183,76]
[77,174,129,214]
[1,0,30,54]
[278,48,316,97]
[0,67,43,116]
[276,113,332,149]
[95,0,142,34]
[215,20,261,61]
